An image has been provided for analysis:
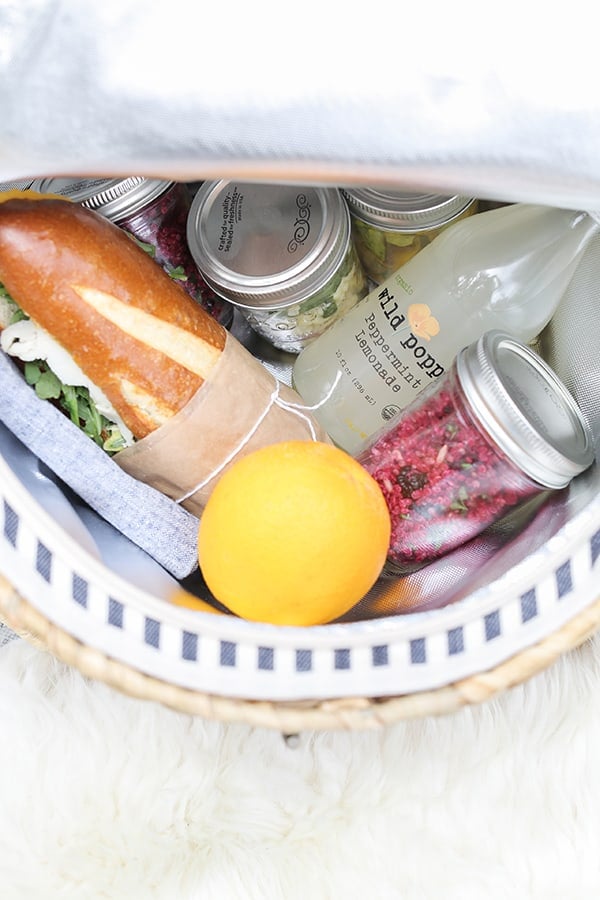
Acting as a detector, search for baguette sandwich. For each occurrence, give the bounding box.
[0,192,227,453]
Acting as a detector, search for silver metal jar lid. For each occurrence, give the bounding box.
[29,176,173,222]
[456,331,595,489]
[341,187,475,232]
[0,179,34,191]
[186,181,351,310]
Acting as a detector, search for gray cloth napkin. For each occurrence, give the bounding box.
[0,622,19,646]
[0,350,200,578]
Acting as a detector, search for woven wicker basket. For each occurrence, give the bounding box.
[2,572,599,732]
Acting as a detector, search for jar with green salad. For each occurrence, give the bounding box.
[342,188,477,284]
[186,181,368,353]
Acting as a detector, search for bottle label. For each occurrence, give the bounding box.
[340,284,447,426]
[293,202,596,454]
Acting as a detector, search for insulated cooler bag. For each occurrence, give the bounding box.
[1,0,600,731]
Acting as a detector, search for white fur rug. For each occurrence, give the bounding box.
[0,633,599,900]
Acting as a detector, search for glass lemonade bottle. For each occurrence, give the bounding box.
[291,203,600,455]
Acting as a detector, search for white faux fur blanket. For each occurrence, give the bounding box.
[0,633,599,900]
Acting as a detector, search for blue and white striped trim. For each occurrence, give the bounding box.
[2,464,600,701]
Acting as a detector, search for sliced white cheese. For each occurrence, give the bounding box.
[1,318,135,447]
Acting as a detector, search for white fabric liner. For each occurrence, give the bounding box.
[2,1,600,211]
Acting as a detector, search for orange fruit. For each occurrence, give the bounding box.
[198,440,391,626]
[168,589,225,615]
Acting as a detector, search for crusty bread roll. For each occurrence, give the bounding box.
[0,197,226,439]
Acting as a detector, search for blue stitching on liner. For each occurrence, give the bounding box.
[3,500,18,547]
[182,631,198,661]
[520,589,537,623]
[447,627,464,655]
[334,648,350,670]
[220,640,236,667]
[144,617,160,649]
[72,573,88,608]
[484,610,501,641]
[35,541,52,583]
[296,649,312,672]
[591,529,600,565]
[372,645,389,666]
[108,598,123,628]
[410,638,426,664]
[258,647,274,671]
[556,561,572,598]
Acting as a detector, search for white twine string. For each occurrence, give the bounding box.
[276,370,342,415]
[175,370,342,504]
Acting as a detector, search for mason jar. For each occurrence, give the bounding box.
[30,176,233,326]
[357,331,594,573]
[186,181,369,353]
[342,187,477,284]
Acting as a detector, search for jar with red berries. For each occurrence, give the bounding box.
[357,331,594,573]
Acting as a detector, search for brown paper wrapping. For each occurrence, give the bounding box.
[115,334,331,517]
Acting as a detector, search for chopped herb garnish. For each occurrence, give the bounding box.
[449,489,469,512]
[166,265,188,282]
[131,236,156,257]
